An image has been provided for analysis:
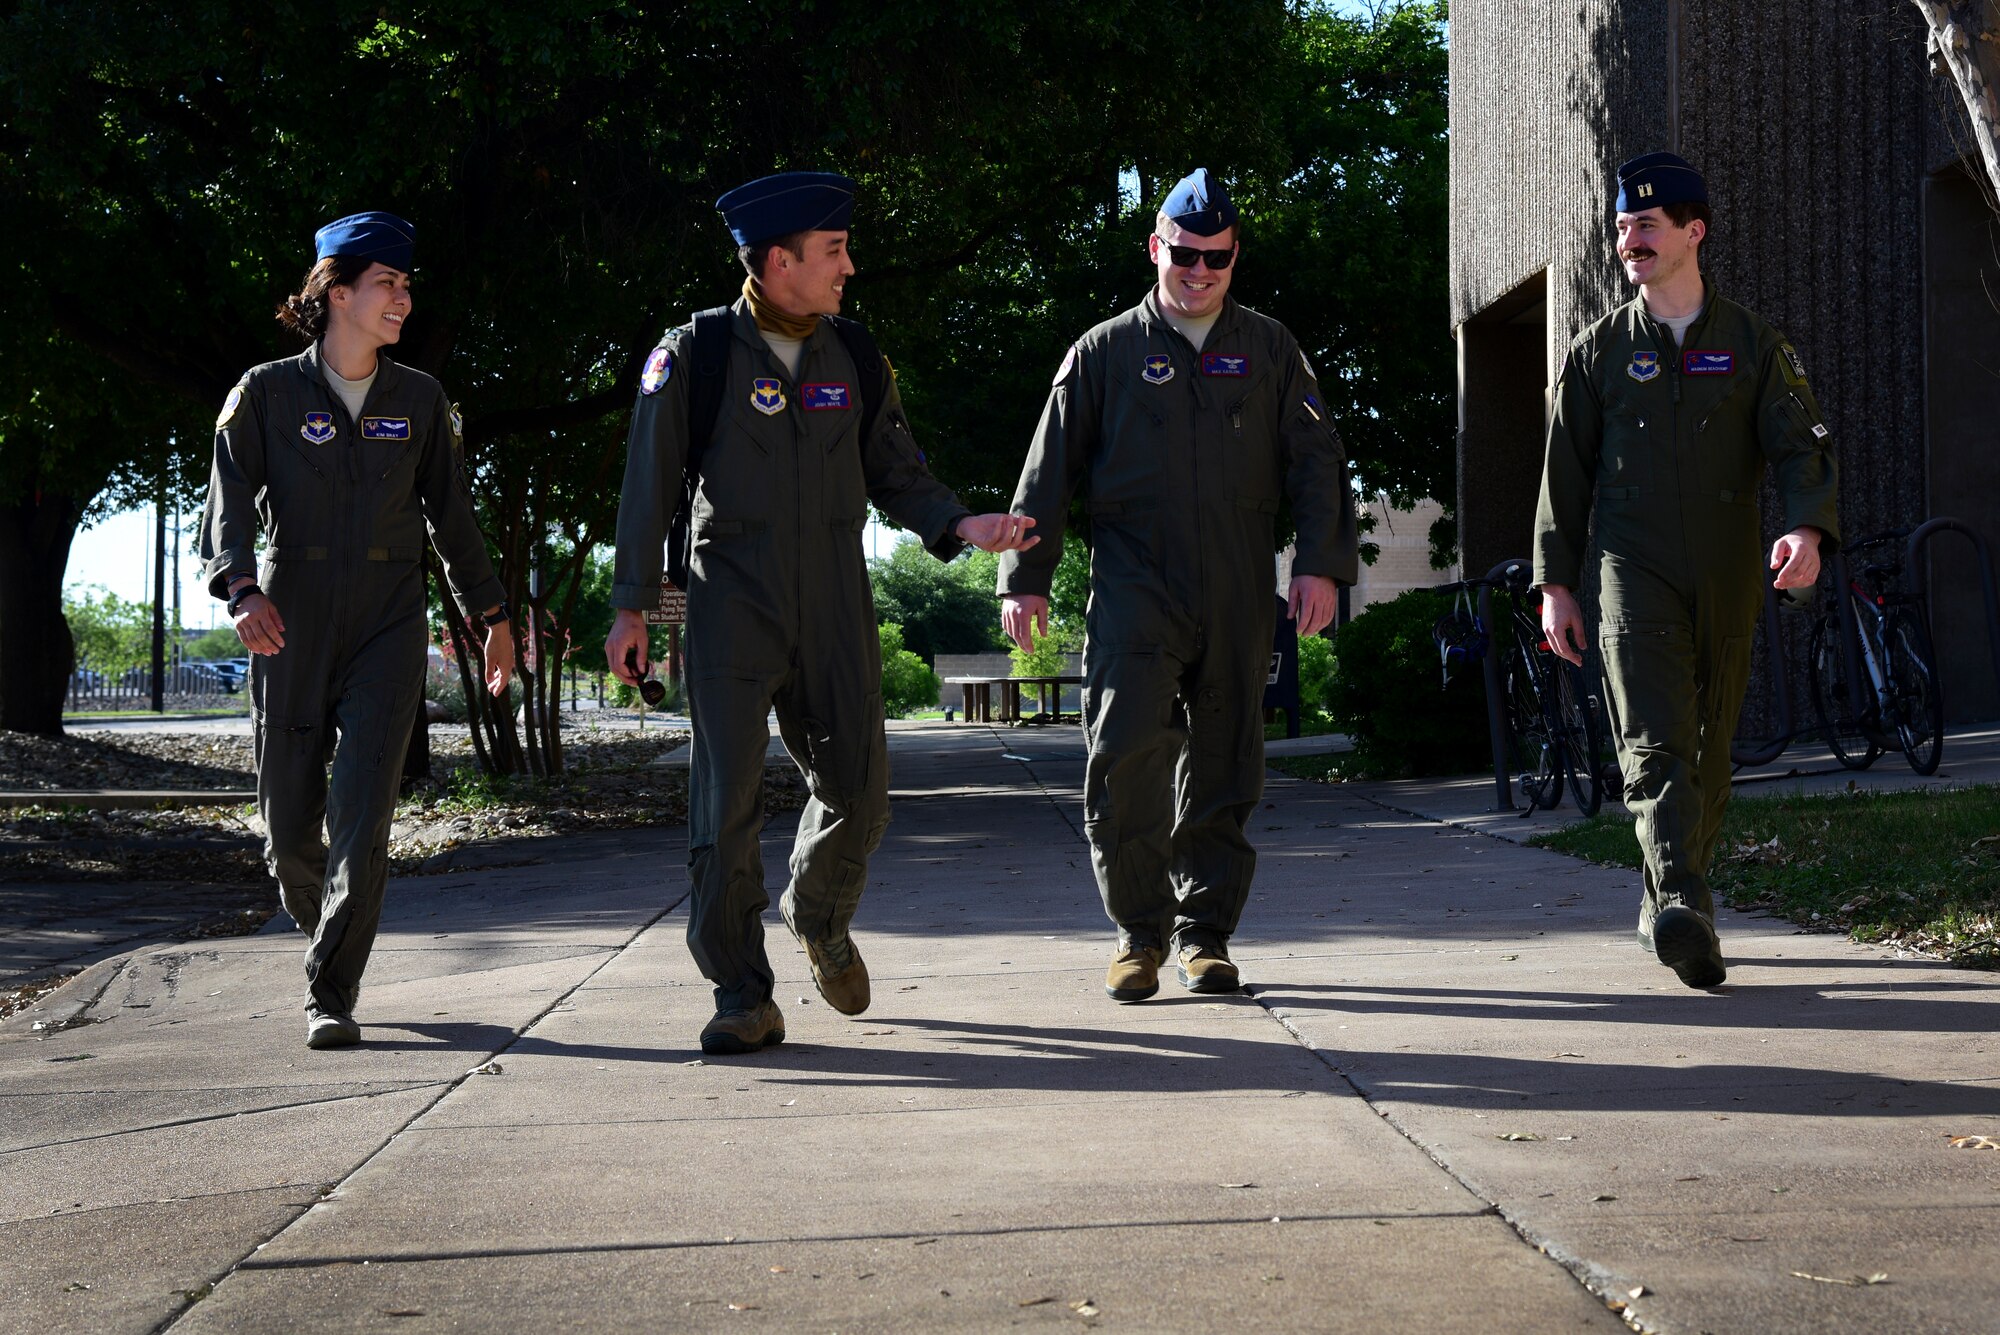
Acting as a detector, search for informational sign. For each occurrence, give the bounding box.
[646,580,687,625]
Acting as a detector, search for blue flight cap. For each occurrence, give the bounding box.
[314,212,416,273]
[715,172,857,246]
[1161,167,1238,237]
[1614,152,1708,213]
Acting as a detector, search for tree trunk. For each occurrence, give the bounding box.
[0,489,87,735]
[1915,0,2000,205]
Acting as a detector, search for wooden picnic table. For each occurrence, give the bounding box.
[942,674,1082,723]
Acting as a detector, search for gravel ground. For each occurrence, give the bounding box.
[0,722,807,970]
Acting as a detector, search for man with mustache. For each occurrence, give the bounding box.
[606,171,1034,1054]
[1534,152,1839,988]
[998,168,1356,1002]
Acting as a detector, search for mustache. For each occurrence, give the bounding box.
[1622,248,1657,261]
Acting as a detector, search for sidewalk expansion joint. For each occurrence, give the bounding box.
[231,1208,1499,1272]
[154,887,690,1335]
[1248,922,1656,1333]
[1,1082,449,1155]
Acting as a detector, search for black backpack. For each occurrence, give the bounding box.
[667,308,894,587]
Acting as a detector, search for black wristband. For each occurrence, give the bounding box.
[478,599,512,629]
[227,583,263,617]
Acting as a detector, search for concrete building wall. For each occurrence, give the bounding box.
[1452,0,2000,731]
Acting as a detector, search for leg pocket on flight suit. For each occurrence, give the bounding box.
[1597,626,1679,799]
[252,708,324,768]
[800,692,882,809]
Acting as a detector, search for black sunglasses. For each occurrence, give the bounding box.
[623,647,667,707]
[1156,237,1236,270]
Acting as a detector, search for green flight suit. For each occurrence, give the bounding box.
[201,343,503,1016]
[1533,283,1840,939]
[998,293,1357,953]
[611,300,971,1011]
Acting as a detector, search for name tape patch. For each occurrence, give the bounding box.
[802,383,851,411]
[360,417,411,440]
[1683,350,1734,376]
[1202,352,1250,377]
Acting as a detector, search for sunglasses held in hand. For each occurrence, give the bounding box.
[624,647,667,707]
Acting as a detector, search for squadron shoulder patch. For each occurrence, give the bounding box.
[216,384,246,431]
[1627,350,1661,383]
[1299,348,1317,380]
[640,346,672,396]
[449,402,464,438]
[301,411,335,445]
[1779,343,1809,387]
[1141,353,1175,385]
[1053,344,1078,386]
[360,417,411,440]
[750,378,786,415]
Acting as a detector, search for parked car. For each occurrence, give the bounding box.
[214,659,249,693]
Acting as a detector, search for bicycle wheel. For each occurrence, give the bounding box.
[1883,609,1944,775]
[1807,611,1881,770]
[1550,660,1606,817]
[1505,650,1562,809]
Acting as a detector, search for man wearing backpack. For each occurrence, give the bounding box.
[606,171,1034,1055]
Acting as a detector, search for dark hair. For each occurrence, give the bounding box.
[737,230,811,279]
[1662,200,1713,243]
[275,254,377,341]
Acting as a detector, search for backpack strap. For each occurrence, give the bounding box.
[667,306,734,588]
[825,314,895,446]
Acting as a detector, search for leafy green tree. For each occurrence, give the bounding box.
[878,623,940,718]
[868,539,1004,661]
[64,587,176,679]
[187,625,245,661]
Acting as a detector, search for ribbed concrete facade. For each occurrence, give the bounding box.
[1452,0,2000,729]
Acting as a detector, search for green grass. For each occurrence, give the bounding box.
[1269,751,1376,783]
[1263,710,1344,742]
[63,707,248,721]
[1529,786,2000,968]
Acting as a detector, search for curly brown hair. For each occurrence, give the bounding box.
[275,254,378,341]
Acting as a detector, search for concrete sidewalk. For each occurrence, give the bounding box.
[3,722,1996,1333]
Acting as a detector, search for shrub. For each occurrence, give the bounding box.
[879,622,940,718]
[188,625,243,661]
[1326,588,1491,777]
[1009,619,1078,678]
[1297,631,1335,715]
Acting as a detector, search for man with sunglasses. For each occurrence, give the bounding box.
[1534,152,1838,989]
[998,168,1356,1002]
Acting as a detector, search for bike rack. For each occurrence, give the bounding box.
[1903,517,2000,720]
[1477,558,1522,812]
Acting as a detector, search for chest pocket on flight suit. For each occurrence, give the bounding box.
[818,398,868,531]
[1223,370,1280,511]
[1597,386,1653,501]
[1693,376,1761,505]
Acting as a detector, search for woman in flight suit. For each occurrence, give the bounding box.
[201,212,514,1049]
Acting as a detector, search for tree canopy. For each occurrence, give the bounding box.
[0,0,1451,738]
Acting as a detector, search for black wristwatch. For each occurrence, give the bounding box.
[478,599,512,629]
[226,583,263,618]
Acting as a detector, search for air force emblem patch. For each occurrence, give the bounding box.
[1053,344,1078,386]
[751,378,786,415]
[301,412,335,445]
[360,417,411,440]
[1683,350,1734,375]
[1627,351,1661,383]
[216,384,245,431]
[640,347,672,396]
[802,383,850,410]
[449,403,464,438]
[1202,352,1249,377]
[1141,354,1174,385]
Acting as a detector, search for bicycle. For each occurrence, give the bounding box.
[1433,561,1609,815]
[1806,528,1945,775]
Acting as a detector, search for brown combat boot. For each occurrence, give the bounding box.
[1177,944,1241,994]
[798,933,871,1016]
[1105,945,1162,1002]
[699,1000,786,1055]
